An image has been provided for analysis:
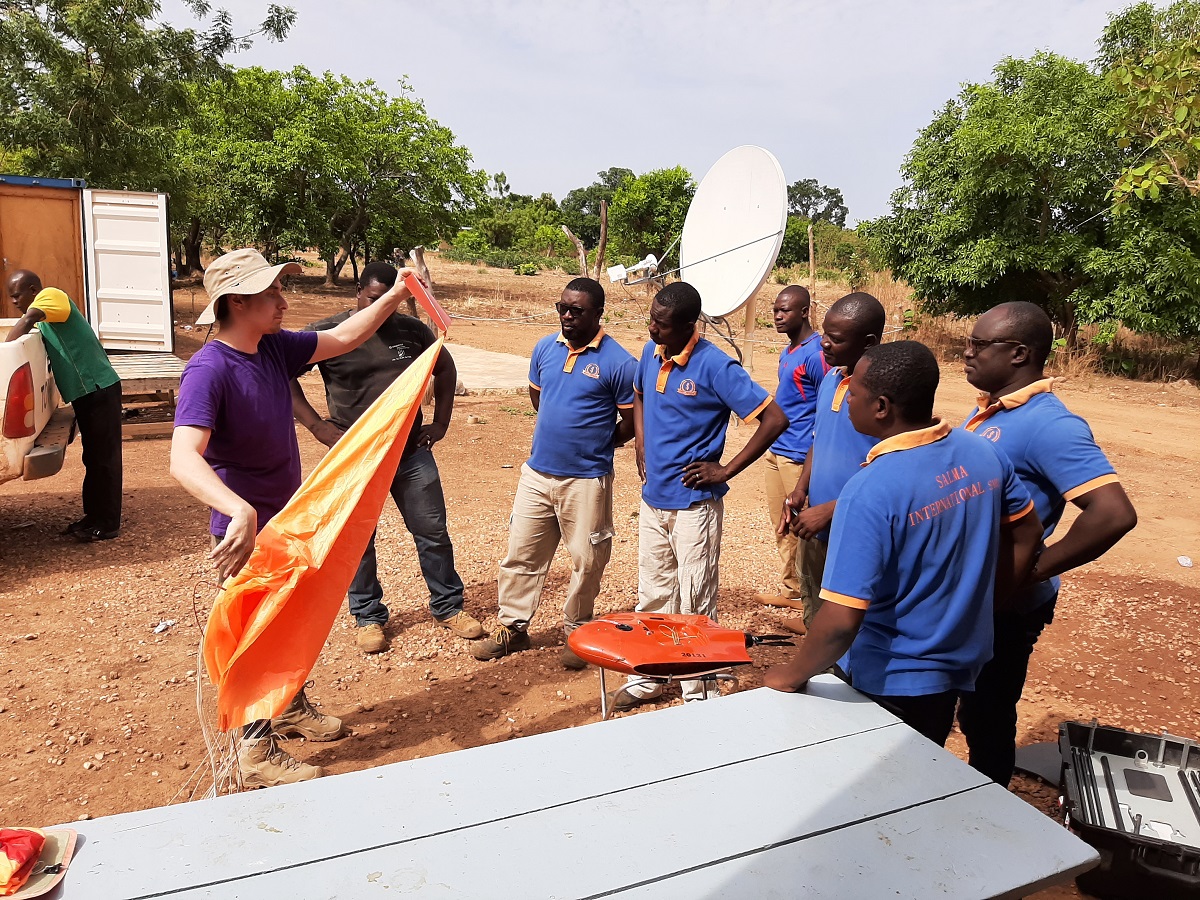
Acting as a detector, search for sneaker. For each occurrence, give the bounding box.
[271,685,346,742]
[238,734,323,788]
[561,644,587,670]
[610,689,657,713]
[471,624,531,661]
[355,623,389,654]
[436,610,484,640]
[754,592,805,610]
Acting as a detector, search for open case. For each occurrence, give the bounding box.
[1060,720,1200,898]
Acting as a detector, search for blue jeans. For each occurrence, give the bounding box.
[348,449,465,625]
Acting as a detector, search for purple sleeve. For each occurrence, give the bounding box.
[174,358,221,429]
[278,329,319,378]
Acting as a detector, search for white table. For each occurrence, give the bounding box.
[54,677,1098,898]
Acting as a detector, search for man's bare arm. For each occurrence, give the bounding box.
[3,307,44,342]
[763,602,864,692]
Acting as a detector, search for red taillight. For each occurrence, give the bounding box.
[4,363,35,439]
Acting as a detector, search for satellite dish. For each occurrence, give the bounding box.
[678,146,787,318]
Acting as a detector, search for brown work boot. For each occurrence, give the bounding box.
[754,592,805,611]
[471,624,531,661]
[356,622,389,654]
[561,644,588,670]
[271,685,346,742]
[436,610,484,639]
[238,734,323,788]
[780,616,807,636]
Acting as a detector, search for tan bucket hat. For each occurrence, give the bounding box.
[3,828,77,898]
[196,248,302,326]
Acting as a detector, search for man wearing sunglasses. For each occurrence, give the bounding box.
[956,301,1137,786]
[474,278,636,668]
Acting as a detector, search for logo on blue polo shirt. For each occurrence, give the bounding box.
[677,378,697,396]
[583,362,600,379]
[981,426,1002,442]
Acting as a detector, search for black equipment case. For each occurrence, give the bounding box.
[1060,720,1200,898]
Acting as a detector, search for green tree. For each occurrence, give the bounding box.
[867,54,1125,335]
[175,66,482,282]
[0,0,294,188]
[560,166,633,246]
[608,166,695,267]
[786,178,848,227]
[1103,2,1200,205]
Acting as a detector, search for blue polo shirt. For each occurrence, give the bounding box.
[634,332,770,510]
[962,378,1119,612]
[808,367,880,541]
[821,422,1035,697]
[527,329,636,479]
[770,331,830,463]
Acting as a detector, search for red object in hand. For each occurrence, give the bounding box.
[403,272,451,334]
[567,613,754,677]
[0,827,45,896]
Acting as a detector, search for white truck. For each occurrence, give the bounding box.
[0,174,174,486]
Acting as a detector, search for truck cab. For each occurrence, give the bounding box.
[0,323,74,483]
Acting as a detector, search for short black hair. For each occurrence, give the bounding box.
[994,301,1053,366]
[777,284,811,307]
[860,340,939,423]
[654,281,702,325]
[564,277,605,310]
[828,291,886,337]
[359,261,399,290]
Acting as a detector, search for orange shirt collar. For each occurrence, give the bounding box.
[965,377,1055,431]
[557,328,606,373]
[865,418,953,465]
[830,367,850,412]
[653,328,699,366]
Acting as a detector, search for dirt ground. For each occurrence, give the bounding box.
[2,258,1198,898]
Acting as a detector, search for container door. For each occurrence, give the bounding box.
[82,189,174,352]
[0,183,86,319]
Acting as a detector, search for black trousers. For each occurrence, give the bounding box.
[862,689,959,747]
[957,601,1057,786]
[71,380,123,532]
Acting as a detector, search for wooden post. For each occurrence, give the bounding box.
[594,200,609,280]
[561,225,588,277]
[808,223,816,298]
[743,302,756,374]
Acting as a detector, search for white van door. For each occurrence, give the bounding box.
[82,189,174,352]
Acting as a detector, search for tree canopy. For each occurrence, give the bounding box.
[559,167,633,246]
[607,166,694,267]
[786,178,848,228]
[0,0,294,188]
[867,50,1200,339]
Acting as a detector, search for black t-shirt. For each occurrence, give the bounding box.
[304,310,436,458]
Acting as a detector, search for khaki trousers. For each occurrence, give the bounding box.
[628,497,724,702]
[762,450,805,599]
[496,464,615,634]
[797,536,829,629]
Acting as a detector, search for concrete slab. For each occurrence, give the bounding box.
[445,342,529,394]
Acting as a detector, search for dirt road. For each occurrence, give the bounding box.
[2,260,1197,898]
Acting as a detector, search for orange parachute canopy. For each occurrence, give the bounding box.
[203,338,442,731]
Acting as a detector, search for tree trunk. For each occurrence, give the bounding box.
[593,200,609,280]
[561,225,588,277]
[323,249,340,287]
[183,219,203,275]
[406,246,429,318]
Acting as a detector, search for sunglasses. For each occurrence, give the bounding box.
[555,302,594,317]
[965,337,1022,352]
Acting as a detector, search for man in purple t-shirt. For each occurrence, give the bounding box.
[172,248,421,789]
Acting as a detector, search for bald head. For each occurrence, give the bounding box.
[986,301,1053,367]
[6,270,42,313]
[826,292,885,338]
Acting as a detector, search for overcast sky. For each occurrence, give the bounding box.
[164,0,1128,223]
